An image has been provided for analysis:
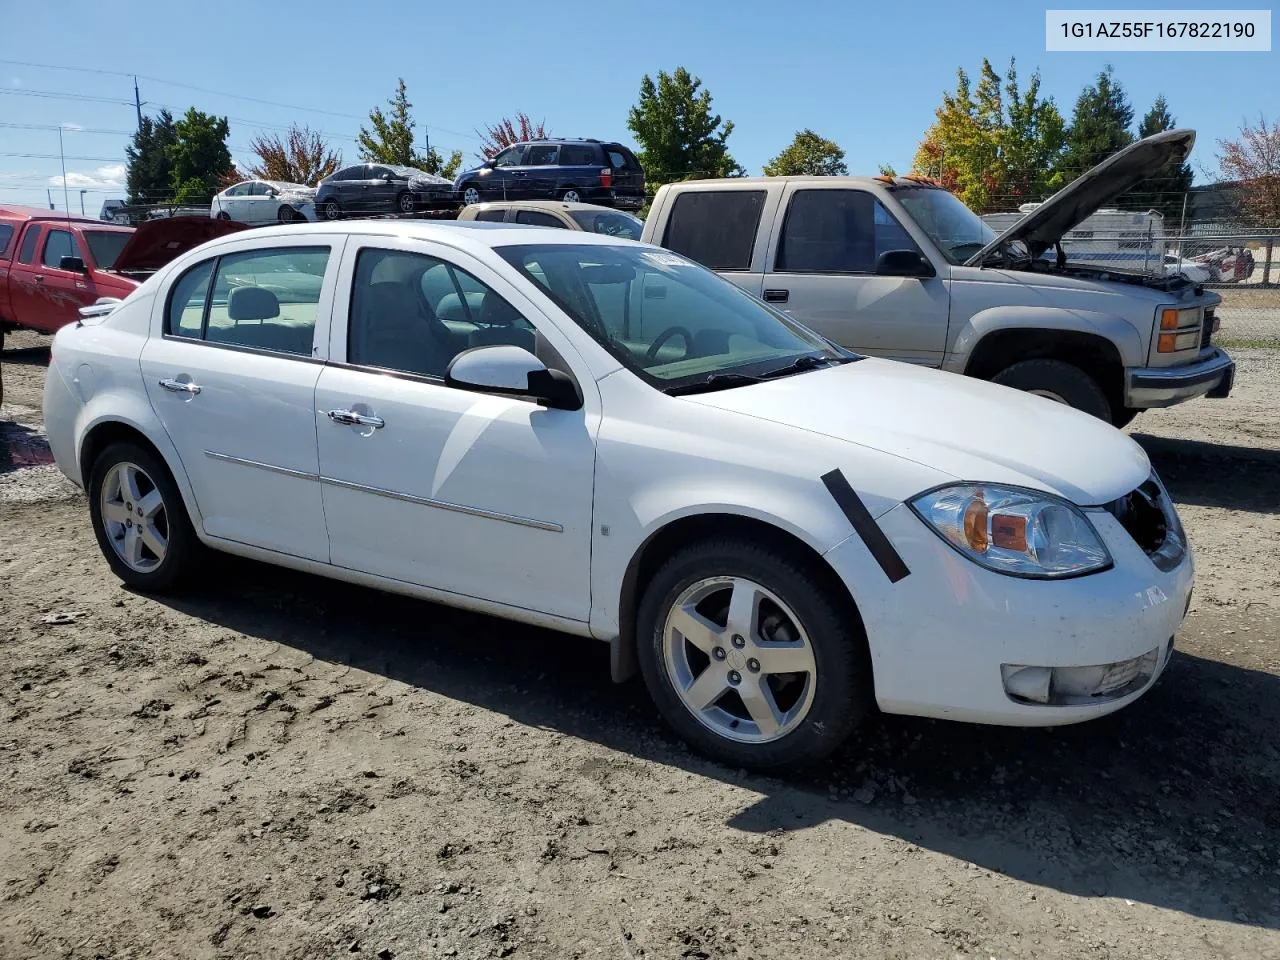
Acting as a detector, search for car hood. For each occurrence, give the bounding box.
[965,129,1196,264]
[683,359,1150,506]
[109,216,248,274]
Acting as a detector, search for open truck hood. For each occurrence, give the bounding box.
[965,129,1196,265]
[109,216,248,275]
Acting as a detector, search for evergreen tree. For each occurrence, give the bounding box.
[168,108,233,205]
[764,130,848,177]
[1129,95,1194,224]
[1057,67,1135,180]
[125,109,177,206]
[627,67,742,187]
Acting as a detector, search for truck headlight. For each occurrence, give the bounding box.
[910,484,1112,579]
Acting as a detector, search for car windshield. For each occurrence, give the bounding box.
[568,210,644,240]
[893,186,1026,264]
[496,243,851,393]
[83,230,131,269]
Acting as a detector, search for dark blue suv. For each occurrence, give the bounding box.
[453,140,645,211]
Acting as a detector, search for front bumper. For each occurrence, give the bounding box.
[824,501,1192,726]
[1126,347,1235,408]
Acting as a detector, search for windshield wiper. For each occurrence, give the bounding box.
[663,372,763,396]
[758,353,852,380]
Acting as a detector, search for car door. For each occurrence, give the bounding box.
[6,224,55,329]
[238,181,270,223]
[488,146,528,201]
[762,185,950,365]
[31,228,100,330]
[365,166,400,213]
[658,188,771,299]
[315,235,598,621]
[219,182,249,220]
[138,239,344,561]
[521,144,560,199]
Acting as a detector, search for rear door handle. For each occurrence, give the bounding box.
[763,288,789,303]
[158,378,201,395]
[33,275,44,284]
[327,409,385,429]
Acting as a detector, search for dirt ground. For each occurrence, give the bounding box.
[2,331,1278,960]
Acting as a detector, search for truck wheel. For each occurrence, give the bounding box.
[991,359,1111,422]
[0,327,5,408]
[636,537,871,770]
[1112,407,1140,429]
[88,442,201,592]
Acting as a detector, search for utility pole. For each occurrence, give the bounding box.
[58,126,71,221]
[47,189,54,210]
[80,189,87,216]
[133,76,143,132]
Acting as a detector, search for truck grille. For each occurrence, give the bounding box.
[1201,309,1215,349]
[1104,476,1186,572]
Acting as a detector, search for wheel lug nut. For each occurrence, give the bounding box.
[731,635,746,649]
[712,647,727,661]
[727,670,741,685]
[747,658,760,673]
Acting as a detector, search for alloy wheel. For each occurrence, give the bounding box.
[662,576,817,743]
[463,186,481,205]
[562,189,581,203]
[99,461,168,573]
[398,192,415,214]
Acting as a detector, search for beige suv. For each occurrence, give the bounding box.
[457,200,643,240]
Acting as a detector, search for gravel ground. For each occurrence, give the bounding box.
[1214,288,1280,346]
[2,332,1279,960]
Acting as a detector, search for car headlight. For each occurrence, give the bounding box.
[909,484,1112,579]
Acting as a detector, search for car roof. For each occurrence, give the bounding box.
[178,219,647,260]
[0,204,123,226]
[656,175,931,190]
[466,200,633,214]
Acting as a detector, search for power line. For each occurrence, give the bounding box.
[0,87,133,106]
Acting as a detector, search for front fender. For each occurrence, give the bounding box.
[74,390,205,532]
[946,305,1145,372]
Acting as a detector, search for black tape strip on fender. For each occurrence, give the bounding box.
[820,469,911,583]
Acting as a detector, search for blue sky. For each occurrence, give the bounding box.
[1,0,1274,214]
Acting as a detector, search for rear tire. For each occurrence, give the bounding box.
[561,188,583,203]
[88,442,201,592]
[636,537,870,770]
[215,211,231,221]
[991,359,1111,422]
[1112,407,1141,429]
[397,191,416,215]
[321,199,342,221]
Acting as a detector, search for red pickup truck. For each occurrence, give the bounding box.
[1,207,244,405]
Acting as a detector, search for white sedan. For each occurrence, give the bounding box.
[211,179,316,224]
[43,222,1193,768]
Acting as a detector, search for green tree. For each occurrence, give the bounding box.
[913,58,1065,212]
[878,163,897,177]
[1127,95,1193,223]
[167,108,233,205]
[358,78,462,178]
[763,129,848,177]
[1057,66,1135,181]
[627,67,742,187]
[125,109,177,205]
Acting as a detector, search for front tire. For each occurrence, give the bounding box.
[277,205,296,223]
[636,537,870,770]
[991,359,1112,421]
[88,442,200,592]
[461,184,482,206]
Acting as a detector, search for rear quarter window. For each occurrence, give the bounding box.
[662,190,766,271]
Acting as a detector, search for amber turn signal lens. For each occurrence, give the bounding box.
[1157,332,1178,353]
[1160,309,1180,330]
[963,497,988,552]
[991,514,1028,551]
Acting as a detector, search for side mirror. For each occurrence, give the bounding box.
[481,159,497,170]
[59,255,87,273]
[875,249,935,278]
[383,174,394,182]
[445,344,582,410]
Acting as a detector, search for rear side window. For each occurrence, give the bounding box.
[42,229,80,268]
[472,208,507,222]
[515,210,566,228]
[0,224,13,258]
[559,144,597,165]
[663,191,766,271]
[18,226,41,264]
[525,145,560,166]
[167,247,329,356]
[605,145,641,170]
[776,190,920,274]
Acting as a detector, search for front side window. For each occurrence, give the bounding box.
[515,210,566,228]
[663,190,766,271]
[42,229,79,268]
[497,243,843,391]
[348,248,536,379]
[775,190,924,274]
[166,247,329,355]
[568,210,643,240]
[525,145,559,166]
[492,145,525,167]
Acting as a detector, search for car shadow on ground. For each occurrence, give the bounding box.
[1135,433,1280,513]
[157,554,1280,931]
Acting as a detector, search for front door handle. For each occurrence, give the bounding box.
[327,409,385,429]
[158,378,201,395]
[763,288,789,303]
